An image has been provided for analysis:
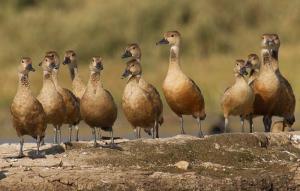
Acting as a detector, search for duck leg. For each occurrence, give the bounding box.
[197,117,204,138]
[249,115,254,133]
[53,126,57,144]
[68,125,72,142]
[97,128,102,141]
[18,136,24,158]
[75,125,79,142]
[263,116,272,132]
[57,126,61,144]
[110,129,114,147]
[92,127,97,147]
[224,117,229,133]
[155,120,159,138]
[36,135,41,156]
[240,117,245,133]
[180,116,185,134]
[152,127,155,139]
[137,127,141,139]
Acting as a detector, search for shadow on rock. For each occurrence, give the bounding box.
[0,171,7,180]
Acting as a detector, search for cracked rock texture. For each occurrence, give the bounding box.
[0,132,300,191]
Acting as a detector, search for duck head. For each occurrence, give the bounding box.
[122,43,141,59]
[39,55,58,73]
[245,53,260,71]
[121,59,142,80]
[156,31,181,46]
[63,50,77,68]
[19,57,35,74]
[89,57,103,73]
[45,50,60,71]
[261,34,280,58]
[234,59,248,76]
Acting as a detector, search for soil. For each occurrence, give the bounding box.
[0,132,300,191]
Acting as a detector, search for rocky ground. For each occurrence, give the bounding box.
[0,132,300,191]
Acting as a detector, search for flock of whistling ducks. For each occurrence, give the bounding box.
[10,31,296,157]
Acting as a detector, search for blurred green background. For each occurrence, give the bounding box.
[0,0,299,141]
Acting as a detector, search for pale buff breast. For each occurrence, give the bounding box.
[222,80,254,117]
[254,71,279,101]
[37,82,65,125]
[122,81,156,128]
[80,87,117,127]
[163,70,203,116]
[253,70,280,114]
[72,77,86,99]
[11,91,46,137]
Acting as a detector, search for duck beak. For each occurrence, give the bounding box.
[96,62,103,70]
[239,66,248,76]
[156,38,169,45]
[63,57,71,65]
[245,61,251,68]
[121,50,132,59]
[27,64,35,72]
[121,69,130,79]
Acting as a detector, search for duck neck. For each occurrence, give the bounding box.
[43,71,53,83]
[68,62,79,81]
[168,44,181,71]
[234,74,246,83]
[271,50,279,61]
[18,72,30,89]
[127,75,141,84]
[52,69,59,87]
[260,50,274,72]
[89,72,102,88]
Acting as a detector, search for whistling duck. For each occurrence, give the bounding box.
[62,50,86,99]
[11,57,47,157]
[80,57,117,147]
[251,34,295,132]
[221,59,254,133]
[121,43,163,138]
[156,31,206,137]
[121,59,161,138]
[37,55,66,144]
[46,51,81,142]
[246,54,260,86]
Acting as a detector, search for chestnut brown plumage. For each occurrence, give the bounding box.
[62,50,86,99]
[80,57,117,147]
[250,34,295,132]
[121,43,163,138]
[37,55,66,144]
[11,57,46,157]
[46,51,81,142]
[221,59,254,133]
[157,31,206,137]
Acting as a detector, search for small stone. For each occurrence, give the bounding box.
[81,152,87,155]
[174,161,190,170]
[214,143,220,150]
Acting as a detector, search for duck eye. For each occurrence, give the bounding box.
[133,47,136,50]
[72,53,75,56]
[171,34,174,37]
[21,60,24,63]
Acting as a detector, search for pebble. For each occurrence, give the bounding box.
[214,143,220,150]
[174,161,190,170]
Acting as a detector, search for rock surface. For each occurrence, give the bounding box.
[0,132,300,190]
